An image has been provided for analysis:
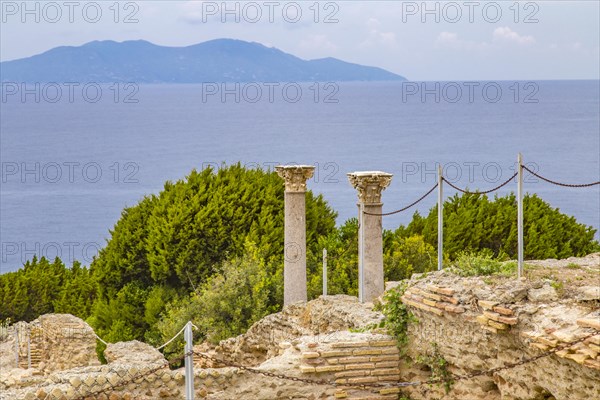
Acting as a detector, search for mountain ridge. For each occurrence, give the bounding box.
[0,39,406,83]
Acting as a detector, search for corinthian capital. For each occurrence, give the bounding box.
[276,165,315,192]
[347,171,393,204]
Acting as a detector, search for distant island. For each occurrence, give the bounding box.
[0,39,406,83]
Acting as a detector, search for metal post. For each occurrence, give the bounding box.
[15,330,19,368]
[517,153,524,278]
[27,331,31,369]
[184,321,194,400]
[359,203,365,303]
[437,165,444,271]
[322,248,328,296]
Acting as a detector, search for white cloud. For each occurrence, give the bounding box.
[435,32,488,51]
[493,27,536,46]
[360,18,397,48]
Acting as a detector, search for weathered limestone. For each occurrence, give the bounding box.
[276,165,315,306]
[347,171,393,303]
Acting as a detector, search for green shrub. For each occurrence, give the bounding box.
[449,251,515,277]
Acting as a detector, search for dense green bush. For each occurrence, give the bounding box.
[392,193,599,260]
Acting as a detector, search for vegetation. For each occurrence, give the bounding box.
[0,165,598,354]
[416,342,454,393]
[376,282,417,355]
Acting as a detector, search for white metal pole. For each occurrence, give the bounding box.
[27,332,31,369]
[517,153,524,278]
[322,248,327,296]
[359,203,365,303]
[15,330,19,368]
[437,165,443,271]
[184,321,194,400]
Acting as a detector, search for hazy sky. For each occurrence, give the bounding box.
[1,0,599,80]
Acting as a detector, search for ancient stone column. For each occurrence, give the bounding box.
[347,171,393,303]
[276,165,315,305]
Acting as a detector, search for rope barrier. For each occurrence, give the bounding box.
[94,334,108,346]
[443,171,518,195]
[363,182,438,216]
[522,165,600,188]
[156,324,188,350]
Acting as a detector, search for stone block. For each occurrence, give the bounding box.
[353,349,383,356]
[339,356,370,364]
[497,316,518,325]
[302,352,320,359]
[488,320,508,330]
[321,350,353,358]
[577,318,600,330]
[345,363,375,370]
[332,342,370,348]
[370,355,400,362]
[478,300,498,310]
[315,365,344,373]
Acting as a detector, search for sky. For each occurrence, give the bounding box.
[0,0,599,80]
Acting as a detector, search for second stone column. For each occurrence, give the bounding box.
[347,171,393,303]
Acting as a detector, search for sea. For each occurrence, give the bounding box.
[1,80,599,273]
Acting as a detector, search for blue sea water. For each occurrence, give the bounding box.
[1,81,599,273]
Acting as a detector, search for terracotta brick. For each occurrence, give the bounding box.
[353,349,383,356]
[370,355,400,362]
[321,350,352,358]
[483,311,503,322]
[381,347,400,355]
[371,368,401,376]
[435,302,447,310]
[380,388,401,395]
[300,366,315,373]
[332,341,370,348]
[476,315,490,325]
[497,316,518,326]
[345,363,375,370]
[315,365,344,373]
[445,305,465,314]
[421,291,443,302]
[334,370,367,378]
[338,356,370,364]
[429,286,456,296]
[369,341,397,347]
[441,295,459,305]
[585,335,600,346]
[347,376,378,384]
[577,318,600,330]
[422,298,438,308]
[584,359,600,370]
[577,346,598,359]
[378,375,401,381]
[492,306,514,316]
[334,390,347,399]
[550,331,577,343]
